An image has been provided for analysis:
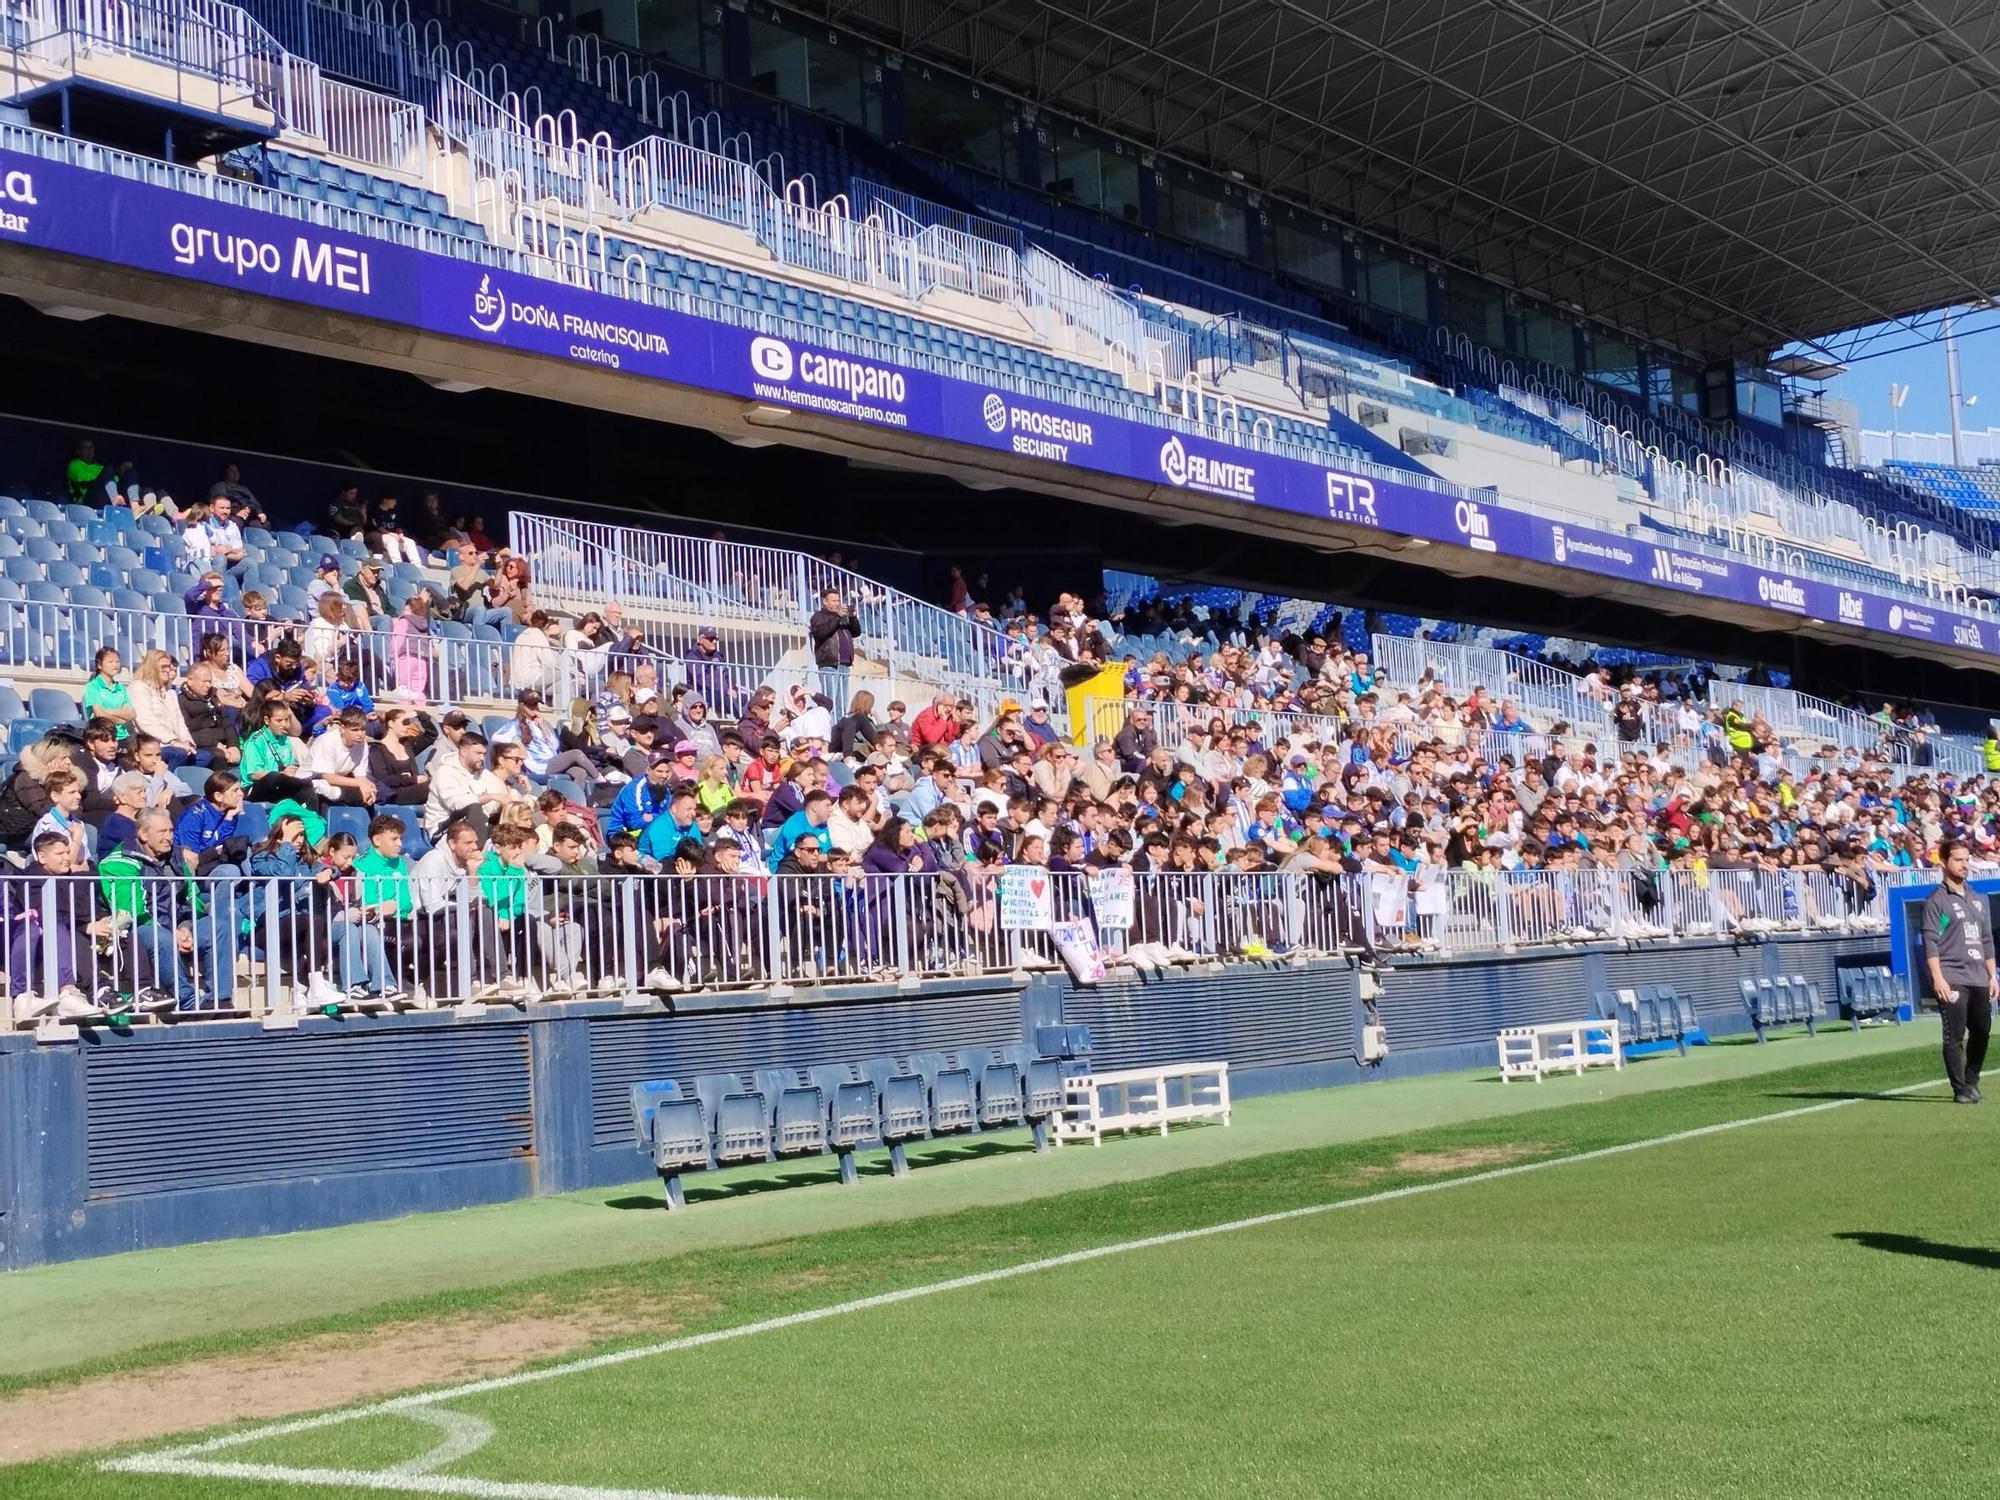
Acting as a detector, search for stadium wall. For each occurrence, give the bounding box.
[0,934,1899,1271]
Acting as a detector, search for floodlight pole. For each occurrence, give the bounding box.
[1945,306,1966,465]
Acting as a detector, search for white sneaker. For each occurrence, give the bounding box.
[644,966,683,992]
[307,973,346,1010]
[380,986,408,1006]
[13,991,57,1023]
[55,986,105,1020]
[1166,945,1201,964]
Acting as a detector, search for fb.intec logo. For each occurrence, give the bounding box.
[1159,436,1190,487]
[749,336,793,382]
[982,393,1008,434]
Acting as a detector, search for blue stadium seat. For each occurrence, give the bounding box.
[808,1062,879,1184]
[861,1055,931,1176]
[6,717,49,754]
[324,804,371,845]
[756,1068,828,1160]
[29,688,77,723]
[629,1079,710,1210]
[912,1049,977,1134]
[232,801,270,849]
[693,1072,772,1166]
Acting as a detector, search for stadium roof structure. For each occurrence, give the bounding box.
[806,0,2000,361]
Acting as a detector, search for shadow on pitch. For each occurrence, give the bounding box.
[1764,1089,1947,1103]
[603,1136,1031,1209]
[1837,1231,2000,1271]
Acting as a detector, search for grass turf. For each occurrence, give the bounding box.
[6,1040,1992,1499]
[0,1019,1937,1381]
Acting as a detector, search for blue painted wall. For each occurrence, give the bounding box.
[0,935,1891,1270]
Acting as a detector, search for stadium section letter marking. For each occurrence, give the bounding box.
[104,1078,1946,1499]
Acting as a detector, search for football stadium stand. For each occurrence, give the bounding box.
[0,0,1990,1267]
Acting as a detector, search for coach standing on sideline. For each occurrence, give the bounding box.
[1920,839,1996,1104]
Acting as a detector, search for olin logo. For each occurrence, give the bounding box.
[1454,500,1496,551]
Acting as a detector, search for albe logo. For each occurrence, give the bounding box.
[1889,605,1904,631]
[1837,592,1866,624]
[1552,526,1567,564]
[1159,436,1190,487]
[1454,500,1496,552]
[470,274,506,335]
[982,393,1008,434]
[749,336,793,382]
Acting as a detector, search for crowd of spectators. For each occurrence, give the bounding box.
[0,452,1958,1025]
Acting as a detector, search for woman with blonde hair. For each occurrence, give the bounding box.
[303,590,352,671]
[694,754,734,816]
[129,648,198,767]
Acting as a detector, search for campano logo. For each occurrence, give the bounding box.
[982,393,1008,434]
[749,336,793,382]
[1159,436,1190,487]
[469,273,506,335]
[1890,605,1904,631]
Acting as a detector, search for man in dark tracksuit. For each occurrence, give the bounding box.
[1920,839,1997,1104]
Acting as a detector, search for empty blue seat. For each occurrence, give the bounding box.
[629,1079,709,1210]
[912,1049,977,1134]
[757,1068,828,1159]
[862,1055,930,1177]
[29,688,76,723]
[44,561,86,589]
[693,1072,772,1165]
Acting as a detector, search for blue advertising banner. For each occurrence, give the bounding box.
[9,145,1993,660]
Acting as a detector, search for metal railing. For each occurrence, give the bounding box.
[3,106,1985,623]
[5,863,1896,1028]
[10,0,319,129]
[511,512,1012,701]
[311,74,424,176]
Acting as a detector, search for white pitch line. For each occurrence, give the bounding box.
[103,1076,1948,1499]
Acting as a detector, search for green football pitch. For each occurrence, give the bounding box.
[7,1036,1996,1500]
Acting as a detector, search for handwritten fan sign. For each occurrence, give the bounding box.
[999,867,1054,930]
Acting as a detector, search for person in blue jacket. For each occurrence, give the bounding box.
[603,753,675,837]
[770,790,834,862]
[637,784,705,865]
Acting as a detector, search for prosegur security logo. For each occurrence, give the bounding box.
[982,394,1094,461]
[1159,436,1256,499]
